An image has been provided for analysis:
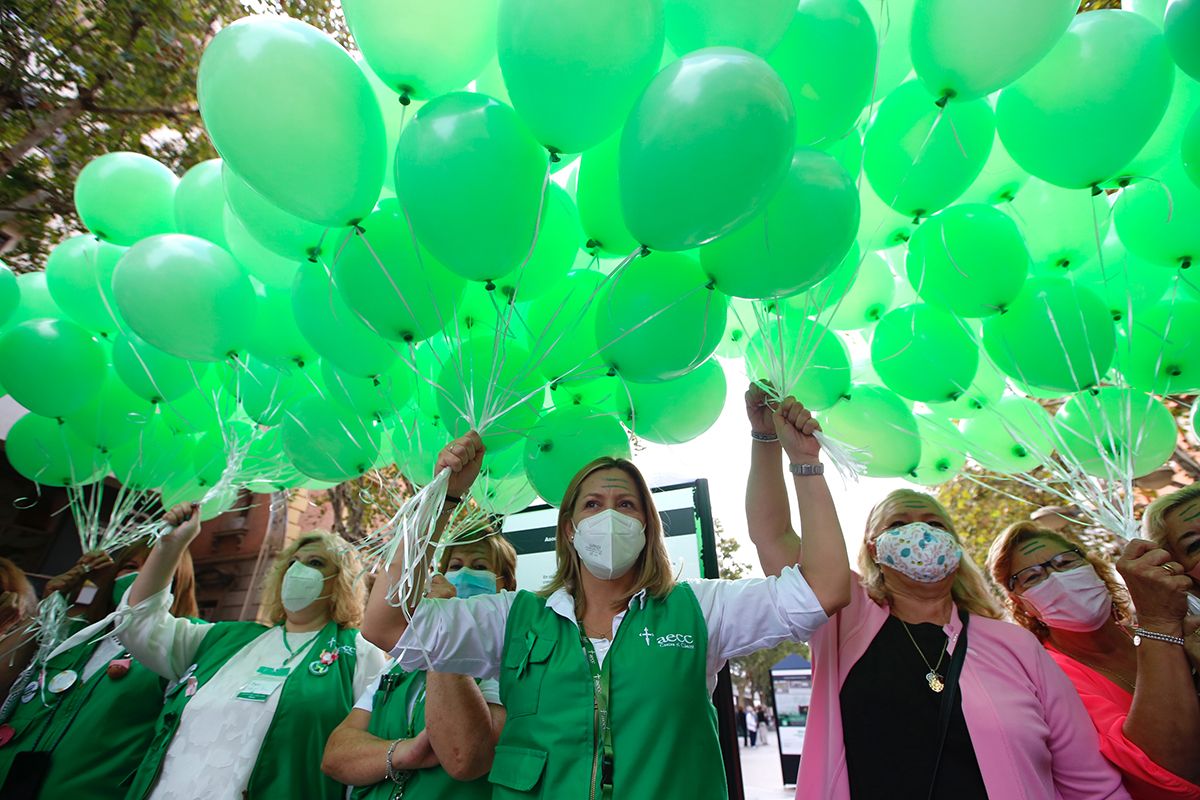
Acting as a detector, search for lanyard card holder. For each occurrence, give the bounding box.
[236,666,289,702]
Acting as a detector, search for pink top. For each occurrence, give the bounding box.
[795,579,1130,800]
[1046,647,1200,800]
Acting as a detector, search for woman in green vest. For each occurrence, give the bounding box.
[118,505,389,800]
[364,417,851,799]
[323,522,519,799]
[0,545,196,800]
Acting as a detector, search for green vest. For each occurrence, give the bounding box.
[0,628,167,799]
[351,666,492,800]
[489,585,726,799]
[126,620,360,800]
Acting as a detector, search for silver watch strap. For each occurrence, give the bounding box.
[788,462,824,476]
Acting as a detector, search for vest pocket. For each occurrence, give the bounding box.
[488,745,547,793]
[501,630,556,718]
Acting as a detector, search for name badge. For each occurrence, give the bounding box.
[236,666,289,703]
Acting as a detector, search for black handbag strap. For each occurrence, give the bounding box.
[927,607,971,800]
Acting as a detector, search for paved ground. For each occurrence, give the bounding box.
[737,730,795,800]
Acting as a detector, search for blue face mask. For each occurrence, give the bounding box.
[444,568,499,600]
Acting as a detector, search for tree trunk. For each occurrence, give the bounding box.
[0,98,84,177]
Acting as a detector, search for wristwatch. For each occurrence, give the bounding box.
[788,462,824,476]
[1132,627,1187,647]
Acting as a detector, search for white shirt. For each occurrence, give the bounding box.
[390,565,827,693]
[117,587,388,800]
[745,710,758,732]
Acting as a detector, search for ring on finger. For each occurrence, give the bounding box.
[1161,563,1177,575]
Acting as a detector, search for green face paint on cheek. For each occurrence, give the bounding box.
[1179,503,1200,523]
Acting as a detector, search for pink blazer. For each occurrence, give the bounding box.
[795,579,1131,800]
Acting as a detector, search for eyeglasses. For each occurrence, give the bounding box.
[1008,548,1087,592]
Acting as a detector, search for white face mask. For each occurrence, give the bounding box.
[572,508,646,581]
[281,561,329,613]
[1020,565,1113,632]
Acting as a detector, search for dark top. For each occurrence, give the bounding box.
[840,614,988,800]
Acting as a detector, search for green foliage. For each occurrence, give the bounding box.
[0,0,347,271]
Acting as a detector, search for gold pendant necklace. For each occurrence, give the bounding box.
[900,619,949,694]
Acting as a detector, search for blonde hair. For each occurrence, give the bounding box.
[539,457,675,618]
[260,531,365,628]
[986,521,1133,640]
[438,527,519,591]
[860,489,1003,619]
[0,557,38,624]
[1142,482,1200,554]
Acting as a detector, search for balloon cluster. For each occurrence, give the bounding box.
[2,0,1199,524]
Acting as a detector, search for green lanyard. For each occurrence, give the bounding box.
[578,631,614,800]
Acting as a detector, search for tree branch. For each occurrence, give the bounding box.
[81,102,199,118]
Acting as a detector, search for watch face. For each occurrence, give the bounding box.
[1132,634,1142,647]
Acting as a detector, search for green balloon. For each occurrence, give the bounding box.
[996,11,1173,189]
[620,48,795,251]
[702,149,859,299]
[222,205,302,291]
[109,414,196,490]
[193,420,255,486]
[198,16,385,226]
[745,311,850,411]
[983,278,1115,393]
[1117,298,1200,394]
[906,204,1029,317]
[174,159,228,249]
[292,259,396,379]
[112,330,205,404]
[437,334,544,451]
[161,473,209,509]
[0,318,105,418]
[664,0,794,56]
[1055,388,1178,479]
[549,374,623,413]
[491,185,581,303]
[864,80,995,217]
[471,472,537,515]
[1114,163,1200,268]
[960,394,1055,473]
[392,410,452,486]
[1184,106,1200,189]
[239,358,315,427]
[5,413,105,487]
[333,203,466,342]
[498,0,663,154]
[577,133,639,255]
[158,365,238,435]
[925,355,1009,420]
[716,297,760,358]
[1126,0,1168,25]
[113,234,256,362]
[7,272,59,329]
[768,0,877,146]
[802,244,860,309]
[0,263,16,327]
[862,0,915,98]
[63,375,155,453]
[871,304,979,402]
[322,358,415,423]
[1068,233,1173,323]
[596,251,728,382]
[526,269,610,382]
[246,281,316,372]
[960,133,1030,206]
[819,384,921,478]
[908,413,966,486]
[818,130,864,179]
[1005,178,1111,271]
[523,405,630,505]
[911,0,1075,102]
[821,250,897,331]
[283,395,381,482]
[858,175,918,251]
[1122,67,1200,183]
[620,358,726,444]
[1165,0,1200,82]
[73,152,177,246]
[342,0,497,99]
[357,55,418,195]
[223,166,339,261]
[44,235,127,335]
[395,92,546,281]
[237,426,302,492]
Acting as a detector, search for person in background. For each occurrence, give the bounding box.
[988,522,1200,799]
[756,704,770,746]
[745,703,759,747]
[736,703,748,748]
[743,383,1129,800]
[1142,483,1200,665]
[323,524,517,799]
[364,415,848,800]
[0,542,197,799]
[0,557,39,698]
[118,504,388,800]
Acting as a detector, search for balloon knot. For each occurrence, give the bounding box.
[308,254,319,263]
[1181,257,1192,270]
[398,88,413,106]
[484,280,496,291]
[353,223,365,234]
[402,332,414,343]
[1090,185,1102,197]
[501,285,516,300]
[935,91,954,108]
[638,245,650,257]
[606,367,617,377]
[585,238,601,252]
[1168,366,1183,377]
[911,211,924,224]
[539,442,553,453]
[705,279,716,291]
[1111,311,1123,322]
[548,147,561,163]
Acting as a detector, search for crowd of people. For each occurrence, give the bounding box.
[0,383,1196,799]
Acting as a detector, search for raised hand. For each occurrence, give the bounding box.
[435,431,485,499]
[1117,538,1192,633]
[162,503,203,547]
[44,549,115,597]
[773,396,822,465]
[0,591,22,632]
[745,381,777,438]
[426,574,457,601]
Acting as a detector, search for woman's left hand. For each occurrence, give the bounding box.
[773,396,822,464]
[436,432,485,499]
[396,730,440,771]
[1117,539,1192,632]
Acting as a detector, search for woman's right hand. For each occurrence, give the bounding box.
[436,431,485,498]
[161,504,202,548]
[1117,538,1192,632]
[745,382,777,438]
[44,550,114,597]
[774,396,822,465]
